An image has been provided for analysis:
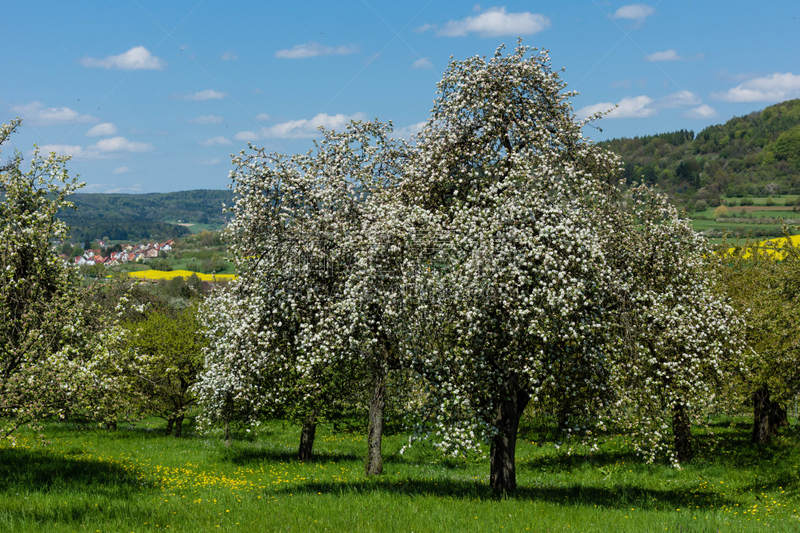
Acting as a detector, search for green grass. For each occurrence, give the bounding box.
[1,417,798,532]
[162,221,225,234]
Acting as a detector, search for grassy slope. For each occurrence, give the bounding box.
[690,196,800,245]
[1,417,798,532]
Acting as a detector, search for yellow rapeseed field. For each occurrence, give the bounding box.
[726,233,800,260]
[128,269,236,282]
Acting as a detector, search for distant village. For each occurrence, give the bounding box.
[64,240,175,267]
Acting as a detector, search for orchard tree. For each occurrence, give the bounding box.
[392,42,741,491]
[121,303,207,437]
[197,121,406,464]
[0,119,121,441]
[715,234,800,443]
[391,43,622,492]
[598,186,744,465]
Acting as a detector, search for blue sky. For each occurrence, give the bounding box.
[2,1,798,193]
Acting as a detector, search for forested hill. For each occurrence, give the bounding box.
[598,99,800,210]
[59,189,234,243]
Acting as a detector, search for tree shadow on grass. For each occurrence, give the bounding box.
[216,444,360,465]
[0,446,154,526]
[267,477,737,512]
[516,447,644,472]
[0,446,148,493]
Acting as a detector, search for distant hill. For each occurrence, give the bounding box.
[60,189,234,243]
[598,99,800,210]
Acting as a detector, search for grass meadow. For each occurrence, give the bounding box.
[691,196,800,246]
[1,416,799,532]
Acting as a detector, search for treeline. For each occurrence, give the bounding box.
[63,218,191,243]
[599,99,800,209]
[58,189,233,242]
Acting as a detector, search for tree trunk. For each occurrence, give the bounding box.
[556,398,572,434]
[174,414,184,438]
[673,403,693,463]
[753,385,772,444]
[490,375,530,494]
[752,384,788,444]
[298,418,317,461]
[365,370,385,476]
[165,417,175,437]
[224,419,231,447]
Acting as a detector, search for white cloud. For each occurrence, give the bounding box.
[12,101,97,126]
[438,6,550,37]
[198,158,221,165]
[221,52,238,61]
[577,95,656,119]
[275,42,358,59]
[685,104,718,119]
[712,72,800,102]
[579,91,701,120]
[270,112,367,138]
[113,166,132,174]
[40,144,89,158]
[38,137,151,159]
[645,49,682,62]
[612,4,655,21]
[185,90,226,101]
[414,23,436,33]
[80,46,166,70]
[411,58,434,70]
[85,122,118,136]
[235,113,367,140]
[189,115,224,124]
[394,122,426,139]
[103,184,143,193]
[656,90,701,108]
[91,137,153,153]
[200,136,232,146]
[256,113,271,121]
[233,130,265,142]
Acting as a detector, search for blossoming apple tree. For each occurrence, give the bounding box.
[596,186,744,465]
[392,42,742,491]
[0,119,124,442]
[391,43,622,492]
[196,120,410,466]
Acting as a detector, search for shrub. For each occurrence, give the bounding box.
[713,205,729,219]
[149,258,173,271]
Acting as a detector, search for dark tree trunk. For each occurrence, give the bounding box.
[753,385,772,444]
[105,420,117,431]
[489,374,530,494]
[174,414,184,438]
[557,398,572,434]
[298,418,317,461]
[752,384,788,444]
[165,417,175,437]
[673,403,693,463]
[224,419,231,447]
[365,370,385,477]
